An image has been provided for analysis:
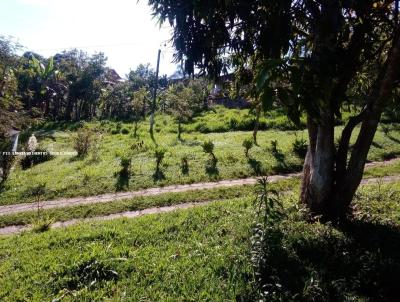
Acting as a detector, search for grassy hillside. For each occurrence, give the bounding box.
[1,108,400,206]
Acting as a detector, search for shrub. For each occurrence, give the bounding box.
[23,183,47,200]
[74,128,93,157]
[154,148,166,171]
[202,140,218,175]
[90,134,102,162]
[20,148,54,170]
[292,136,308,158]
[242,138,254,158]
[153,147,166,180]
[229,117,238,129]
[202,140,216,160]
[111,129,120,135]
[119,155,131,178]
[121,128,130,135]
[0,139,15,186]
[181,155,189,174]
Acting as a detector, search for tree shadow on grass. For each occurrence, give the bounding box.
[152,169,166,182]
[386,134,400,144]
[271,149,289,172]
[205,159,219,179]
[254,218,400,301]
[371,141,383,149]
[248,158,264,176]
[115,172,130,191]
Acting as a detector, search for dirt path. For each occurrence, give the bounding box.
[0,174,400,236]
[0,202,205,236]
[0,158,399,217]
[0,174,298,216]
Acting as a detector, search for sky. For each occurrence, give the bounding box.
[0,0,177,78]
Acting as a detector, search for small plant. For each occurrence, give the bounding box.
[90,133,102,162]
[202,140,218,176]
[181,155,189,175]
[20,148,54,170]
[119,155,131,178]
[24,183,53,232]
[253,177,285,225]
[292,135,308,158]
[23,183,47,199]
[31,215,54,233]
[115,151,132,190]
[242,138,254,158]
[202,140,217,162]
[154,148,166,173]
[74,127,93,157]
[152,147,167,181]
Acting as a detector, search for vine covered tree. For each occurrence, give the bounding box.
[148,0,400,220]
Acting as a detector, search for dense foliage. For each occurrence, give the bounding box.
[148,0,400,219]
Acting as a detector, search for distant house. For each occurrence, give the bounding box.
[170,74,251,109]
[208,78,251,109]
[103,68,123,86]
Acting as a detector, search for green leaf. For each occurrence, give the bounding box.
[44,57,54,78]
[260,87,274,111]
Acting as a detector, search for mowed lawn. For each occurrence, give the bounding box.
[1,181,400,301]
[1,109,400,206]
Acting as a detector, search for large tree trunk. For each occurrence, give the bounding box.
[301,30,400,220]
[301,110,335,217]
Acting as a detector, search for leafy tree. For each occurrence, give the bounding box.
[187,78,212,110]
[69,52,107,121]
[149,0,400,220]
[0,36,25,185]
[242,138,253,158]
[165,83,195,139]
[132,87,150,137]
[100,81,132,119]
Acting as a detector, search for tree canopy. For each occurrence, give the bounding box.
[148,0,400,219]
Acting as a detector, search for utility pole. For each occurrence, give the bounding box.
[150,49,161,142]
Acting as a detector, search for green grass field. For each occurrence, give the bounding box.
[0,198,256,301]
[0,103,399,300]
[1,107,399,206]
[0,180,399,301]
